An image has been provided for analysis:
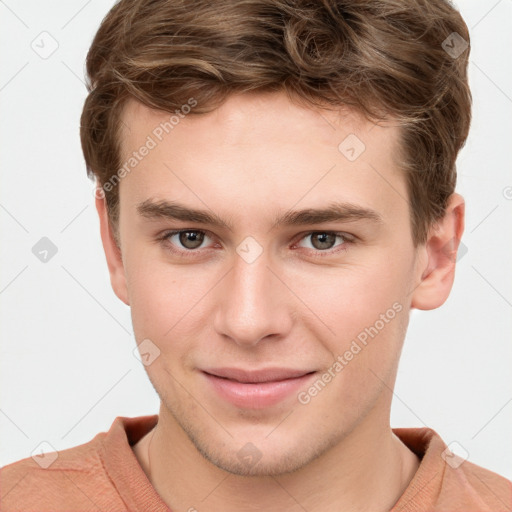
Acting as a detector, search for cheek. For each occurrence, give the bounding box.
[124,233,414,359]
[124,253,217,351]
[297,304,409,421]
[290,252,412,397]
[291,257,410,339]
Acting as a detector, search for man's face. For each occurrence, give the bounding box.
[115,92,425,476]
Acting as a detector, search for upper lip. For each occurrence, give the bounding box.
[202,367,315,383]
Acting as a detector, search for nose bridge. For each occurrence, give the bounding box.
[213,246,292,346]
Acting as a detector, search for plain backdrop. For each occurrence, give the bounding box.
[1,0,511,480]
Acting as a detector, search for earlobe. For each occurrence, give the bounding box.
[95,193,130,305]
[411,193,465,310]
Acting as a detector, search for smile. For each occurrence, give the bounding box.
[201,367,317,409]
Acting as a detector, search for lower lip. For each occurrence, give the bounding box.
[202,371,316,409]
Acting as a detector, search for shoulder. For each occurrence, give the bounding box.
[0,432,124,511]
[1,415,159,511]
[441,457,512,511]
[393,426,512,511]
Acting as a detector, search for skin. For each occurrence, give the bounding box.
[97,91,464,512]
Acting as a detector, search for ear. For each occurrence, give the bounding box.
[411,193,465,310]
[95,191,130,305]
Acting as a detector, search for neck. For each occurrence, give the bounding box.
[133,403,420,512]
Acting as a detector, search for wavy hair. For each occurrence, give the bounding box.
[80,0,471,244]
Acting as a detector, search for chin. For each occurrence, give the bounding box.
[197,442,318,477]
[183,418,339,477]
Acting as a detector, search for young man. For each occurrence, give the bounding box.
[1,0,511,510]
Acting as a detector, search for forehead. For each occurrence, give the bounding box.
[119,92,388,154]
[117,92,407,228]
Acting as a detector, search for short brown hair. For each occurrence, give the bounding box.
[80,0,471,245]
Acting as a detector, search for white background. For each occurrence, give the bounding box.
[1,0,511,481]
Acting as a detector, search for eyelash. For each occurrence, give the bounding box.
[157,229,354,259]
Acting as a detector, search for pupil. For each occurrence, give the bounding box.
[180,231,203,249]
[313,232,334,250]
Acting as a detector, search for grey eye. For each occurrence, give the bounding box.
[298,232,346,251]
[174,231,206,249]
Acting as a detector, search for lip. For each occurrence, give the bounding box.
[201,367,316,409]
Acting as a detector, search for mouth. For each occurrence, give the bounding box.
[201,367,317,409]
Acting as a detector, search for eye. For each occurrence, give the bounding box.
[296,231,350,252]
[158,229,352,258]
[162,230,213,251]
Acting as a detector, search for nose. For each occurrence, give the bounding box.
[213,248,293,348]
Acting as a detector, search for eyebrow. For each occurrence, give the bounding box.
[136,199,383,231]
